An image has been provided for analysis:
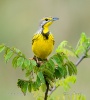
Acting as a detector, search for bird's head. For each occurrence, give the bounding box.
[39,17,59,28]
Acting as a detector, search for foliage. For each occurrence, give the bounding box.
[55,76,76,91]
[56,32,90,57]
[0,33,90,100]
[48,93,86,100]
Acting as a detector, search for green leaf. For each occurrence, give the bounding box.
[68,65,73,76]
[37,72,45,83]
[12,56,19,68]
[80,32,87,44]
[47,59,55,72]
[24,59,30,67]
[48,59,55,68]
[4,49,14,62]
[36,76,41,87]
[17,57,24,67]
[21,81,28,95]
[17,79,28,95]
[62,65,68,78]
[66,61,77,75]
[41,83,46,92]
[43,68,54,80]
[32,82,38,91]
[25,70,31,77]
[54,68,62,79]
[56,41,68,52]
[0,44,5,53]
[25,60,36,72]
[75,32,90,56]
[30,60,36,67]
[52,54,61,67]
[13,48,21,54]
[69,61,77,74]
[23,59,30,70]
[57,67,64,77]
[28,82,32,92]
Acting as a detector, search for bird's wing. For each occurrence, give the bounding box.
[32,33,40,44]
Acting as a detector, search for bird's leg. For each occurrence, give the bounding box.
[33,56,47,67]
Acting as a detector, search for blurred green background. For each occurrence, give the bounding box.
[0,0,90,100]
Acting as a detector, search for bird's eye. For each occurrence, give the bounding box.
[45,18,48,21]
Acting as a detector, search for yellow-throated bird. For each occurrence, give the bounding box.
[32,17,59,60]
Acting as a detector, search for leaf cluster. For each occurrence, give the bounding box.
[75,32,90,56]
[0,44,77,95]
[0,33,90,99]
[56,32,90,57]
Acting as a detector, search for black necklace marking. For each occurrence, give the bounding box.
[41,31,50,39]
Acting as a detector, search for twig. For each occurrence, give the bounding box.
[75,46,90,66]
[48,46,90,96]
[44,79,49,100]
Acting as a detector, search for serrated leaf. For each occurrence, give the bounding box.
[17,57,24,67]
[0,44,5,53]
[37,72,45,83]
[4,49,14,62]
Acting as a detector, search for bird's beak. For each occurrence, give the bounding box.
[52,17,59,21]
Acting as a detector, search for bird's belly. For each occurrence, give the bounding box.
[32,37,54,59]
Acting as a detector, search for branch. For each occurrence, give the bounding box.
[48,46,90,96]
[44,79,49,100]
[75,46,90,66]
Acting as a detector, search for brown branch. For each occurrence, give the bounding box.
[48,46,90,96]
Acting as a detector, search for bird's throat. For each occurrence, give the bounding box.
[43,26,49,33]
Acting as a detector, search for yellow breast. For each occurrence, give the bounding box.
[32,33,54,59]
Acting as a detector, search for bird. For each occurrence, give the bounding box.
[32,16,59,61]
